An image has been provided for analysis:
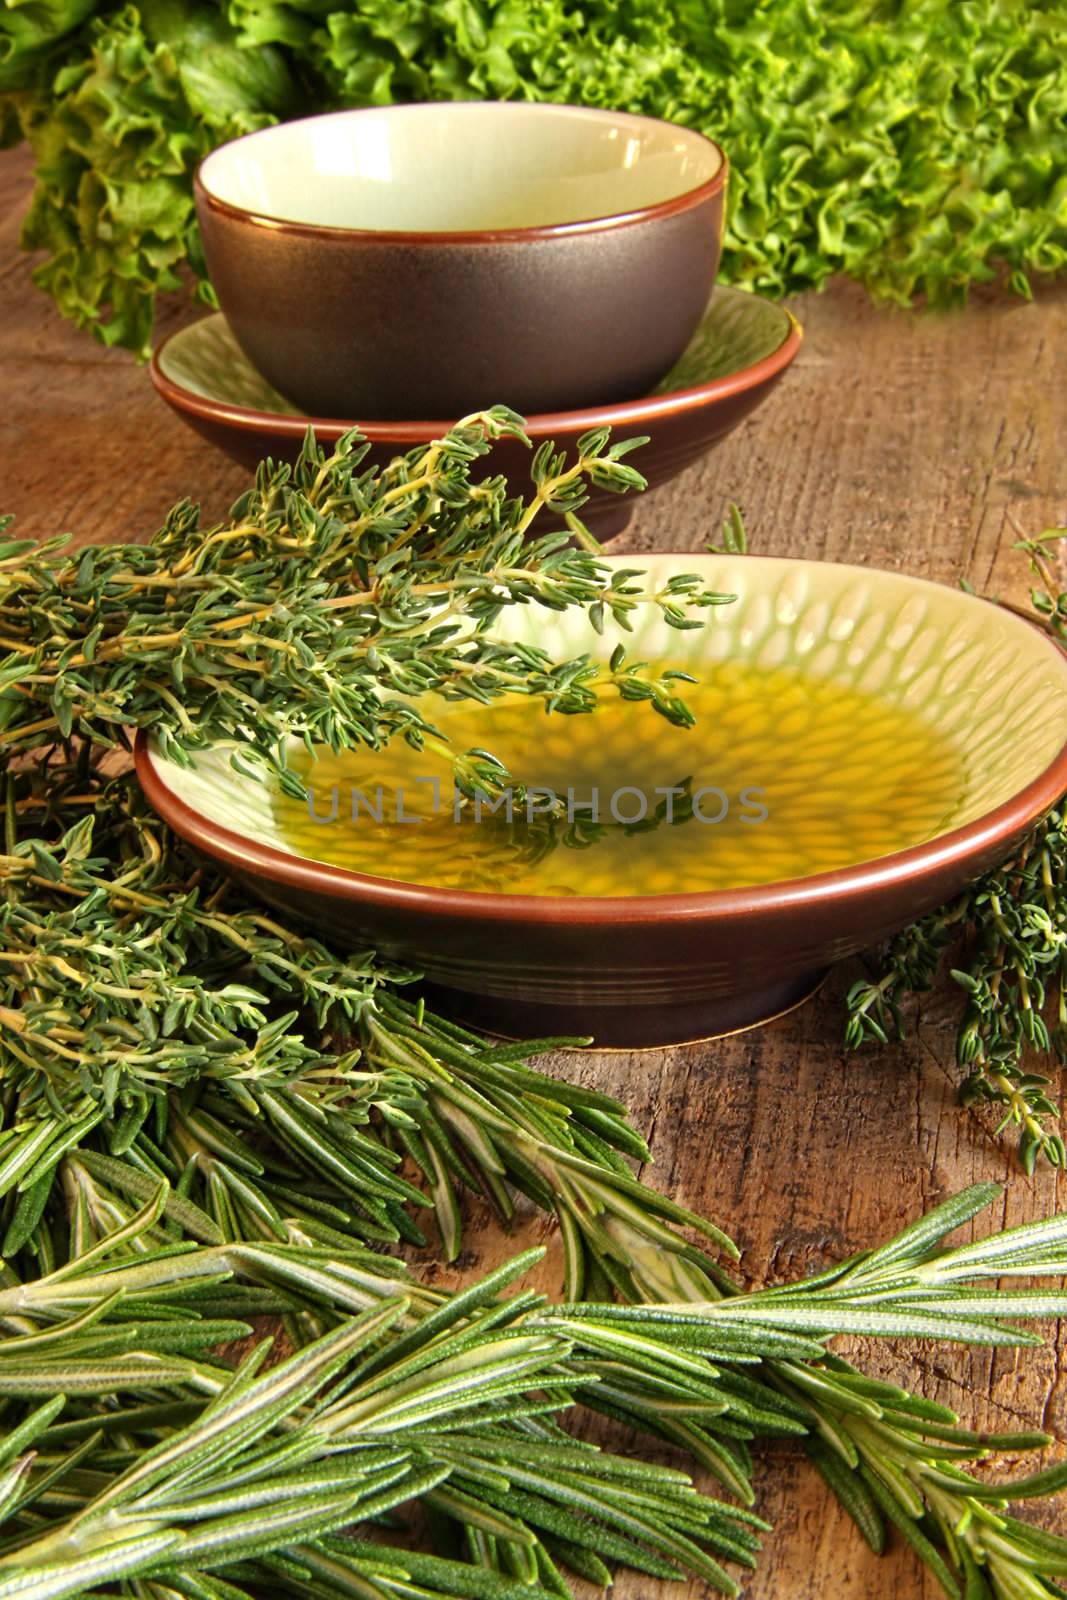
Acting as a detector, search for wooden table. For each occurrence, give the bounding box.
[3,143,1067,1598]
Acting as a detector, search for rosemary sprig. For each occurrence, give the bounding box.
[552,1181,1067,1600]
[0,1224,760,1600]
[0,1182,1065,1600]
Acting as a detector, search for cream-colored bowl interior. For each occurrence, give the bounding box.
[153,555,1067,885]
[198,104,723,232]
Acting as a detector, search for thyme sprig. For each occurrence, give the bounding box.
[0,410,727,795]
[846,527,1067,1173]
[0,761,730,1292]
[0,417,731,1286]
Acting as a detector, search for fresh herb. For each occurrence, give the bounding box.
[846,528,1067,1173]
[0,758,743,1291]
[571,1181,1067,1600]
[3,2,1065,352]
[1,1179,1067,1600]
[0,409,721,784]
[0,413,731,1288]
[4,420,1067,1598]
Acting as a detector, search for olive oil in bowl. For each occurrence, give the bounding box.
[270,659,965,897]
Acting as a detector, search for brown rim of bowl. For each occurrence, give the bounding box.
[149,304,803,443]
[193,105,728,245]
[133,592,1067,929]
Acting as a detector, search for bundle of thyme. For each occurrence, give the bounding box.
[0,408,722,784]
[3,416,1067,1598]
[846,528,1067,1174]
[0,410,734,1291]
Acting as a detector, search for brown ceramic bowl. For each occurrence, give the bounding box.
[194,102,727,421]
[150,287,800,542]
[135,554,1067,1049]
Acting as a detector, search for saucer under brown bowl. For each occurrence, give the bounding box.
[150,287,801,542]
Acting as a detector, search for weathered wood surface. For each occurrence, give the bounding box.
[3,142,1067,1598]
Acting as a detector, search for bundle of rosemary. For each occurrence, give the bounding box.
[3,413,1067,1599]
[1,1181,1067,1600]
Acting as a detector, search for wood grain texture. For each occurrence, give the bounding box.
[3,141,1067,1598]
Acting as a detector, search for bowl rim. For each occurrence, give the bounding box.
[149,290,803,442]
[135,555,1067,929]
[193,102,728,244]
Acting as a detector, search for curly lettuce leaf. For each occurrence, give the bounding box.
[0,0,96,90]
[141,0,299,128]
[12,1,300,353]
[297,0,1067,304]
[225,0,336,53]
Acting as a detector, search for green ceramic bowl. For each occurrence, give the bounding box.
[150,287,802,542]
[137,554,1067,1048]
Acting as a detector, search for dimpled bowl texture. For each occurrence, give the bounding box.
[194,102,727,420]
[136,555,1067,1049]
[150,287,800,542]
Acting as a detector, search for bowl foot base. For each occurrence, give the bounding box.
[420,968,828,1051]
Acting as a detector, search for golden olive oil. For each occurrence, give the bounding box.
[270,660,965,896]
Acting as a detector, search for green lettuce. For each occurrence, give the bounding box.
[0,0,97,91]
[4,0,1066,355]
[13,2,300,351]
